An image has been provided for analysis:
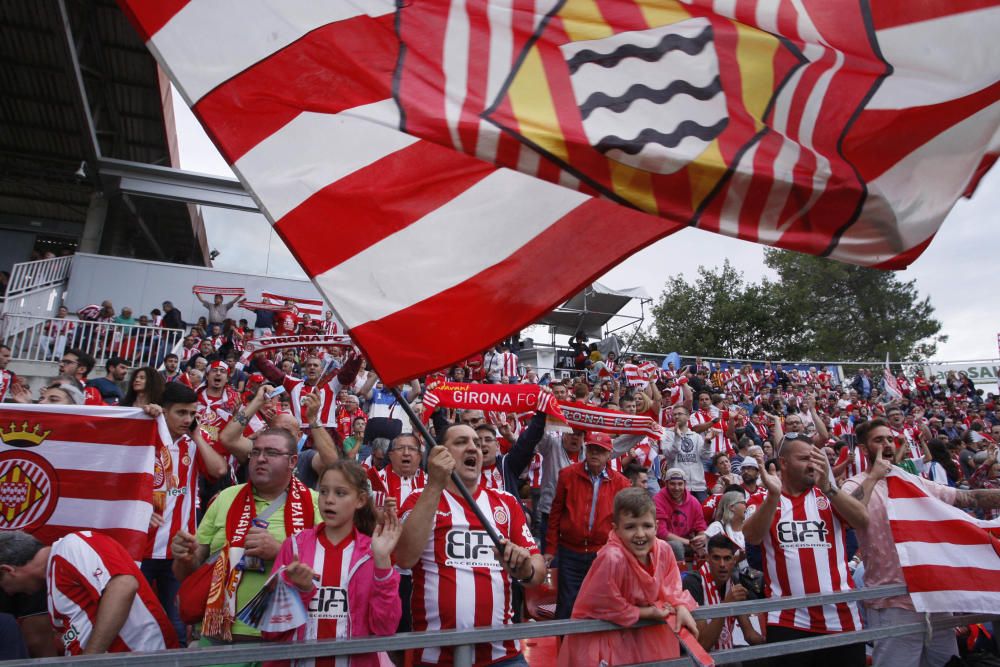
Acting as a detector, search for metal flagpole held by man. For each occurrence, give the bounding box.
[389,386,503,547]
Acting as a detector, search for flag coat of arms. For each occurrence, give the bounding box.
[0,405,158,559]
[118,0,1000,385]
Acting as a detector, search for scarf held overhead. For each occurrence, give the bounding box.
[422,382,564,422]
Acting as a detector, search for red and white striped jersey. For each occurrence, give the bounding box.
[0,370,14,402]
[690,410,732,456]
[832,420,855,439]
[377,467,427,506]
[747,489,861,633]
[195,385,241,445]
[500,351,519,380]
[47,531,177,654]
[146,434,202,559]
[891,427,920,460]
[400,485,539,666]
[302,531,355,664]
[526,452,543,489]
[480,464,505,491]
[283,375,343,427]
[835,446,869,479]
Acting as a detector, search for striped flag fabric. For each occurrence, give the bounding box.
[117,1,1000,384]
[0,405,158,559]
[260,292,324,317]
[886,470,1000,613]
[883,354,903,401]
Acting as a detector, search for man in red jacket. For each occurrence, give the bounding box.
[544,432,629,619]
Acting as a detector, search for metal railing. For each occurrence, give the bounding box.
[1,314,184,370]
[4,255,73,299]
[6,584,996,667]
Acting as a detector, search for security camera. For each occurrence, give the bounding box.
[74,161,87,180]
[209,249,220,260]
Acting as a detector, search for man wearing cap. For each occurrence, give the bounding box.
[655,467,708,563]
[544,432,630,618]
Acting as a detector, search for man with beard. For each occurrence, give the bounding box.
[742,434,871,666]
[170,428,320,649]
[842,418,1000,667]
[395,425,545,666]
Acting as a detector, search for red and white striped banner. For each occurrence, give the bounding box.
[261,292,324,316]
[117,0,1000,386]
[0,405,158,559]
[886,470,1000,613]
[192,285,246,297]
[557,401,663,439]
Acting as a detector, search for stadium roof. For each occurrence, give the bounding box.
[0,0,208,264]
[536,282,651,339]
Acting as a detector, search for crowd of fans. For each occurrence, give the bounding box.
[0,291,999,666]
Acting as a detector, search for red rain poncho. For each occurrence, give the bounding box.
[557,530,698,666]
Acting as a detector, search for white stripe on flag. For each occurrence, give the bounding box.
[314,168,588,327]
[442,0,471,153]
[25,441,155,475]
[50,498,152,532]
[476,0,516,162]
[910,589,1000,615]
[897,542,1000,571]
[235,100,413,221]
[842,101,1000,265]
[150,0,395,103]
[868,7,1000,110]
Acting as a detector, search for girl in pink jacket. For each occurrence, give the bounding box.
[266,460,402,667]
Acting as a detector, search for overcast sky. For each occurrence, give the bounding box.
[172,94,998,363]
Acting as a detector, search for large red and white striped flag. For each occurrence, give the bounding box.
[118,0,1000,384]
[886,470,1000,613]
[0,405,158,559]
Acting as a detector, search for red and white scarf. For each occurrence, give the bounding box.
[193,285,246,298]
[422,382,564,422]
[558,401,664,439]
[202,477,314,640]
[698,561,734,650]
[240,333,354,361]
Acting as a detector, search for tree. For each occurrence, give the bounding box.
[633,260,792,359]
[763,249,945,361]
[635,251,944,362]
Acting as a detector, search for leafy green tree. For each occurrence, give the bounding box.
[763,249,944,361]
[635,251,944,362]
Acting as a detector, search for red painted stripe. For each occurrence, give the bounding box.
[869,0,998,31]
[273,140,494,279]
[116,0,190,43]
[886,474,930,499]
[348,198,680,385]
[892,519,999,547]
[396,2,454,150]
[904,564,1000,593]
[845,81,1000,183]
[456,0,491,156]
[0,411,158,446]
[193,13,398,162]
[58,471,153,502]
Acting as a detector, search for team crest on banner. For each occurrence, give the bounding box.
[484,0,807,219]
[0,451,58,531]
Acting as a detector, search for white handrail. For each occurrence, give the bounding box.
[5,256,73,298]
[0,314,184,370]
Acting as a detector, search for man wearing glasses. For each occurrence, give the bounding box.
[170,428,320,649]
[57,348,103,405]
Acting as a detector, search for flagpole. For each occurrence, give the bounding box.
[390,386,504,549]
